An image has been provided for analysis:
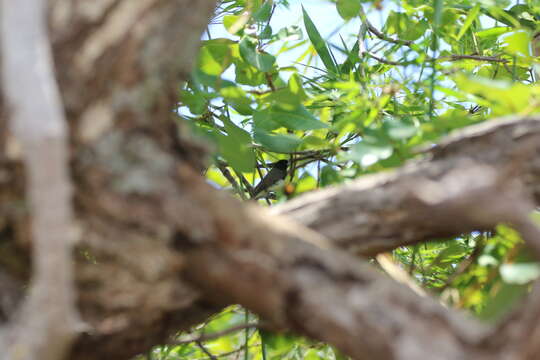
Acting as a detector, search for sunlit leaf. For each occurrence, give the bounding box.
[253,130,302,153]
[383,118,417,140]
[223,14,248,35]
[198,38,236,76]
[475,27,512,38]
[501,30,532,58]
[217,119,255,173]
[347,140,393,167]
[276,25,303,41]
[336,0,362,20]
[456,4,480,40]
[302,7,338,73]
[256,105,328,131]
[253,0,273,22]
[220,86,253,115]
[239,36,276,72]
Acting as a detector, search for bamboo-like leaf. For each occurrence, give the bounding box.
[302,7,338,74]
[456,4,480,40]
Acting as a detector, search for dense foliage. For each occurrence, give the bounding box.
[145,0,540,358]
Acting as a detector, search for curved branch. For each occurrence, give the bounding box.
[274,116,540,256]
[180,174,492,359]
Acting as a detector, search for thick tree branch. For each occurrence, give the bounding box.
[0,0,79,359]
[1,1,540,359]
[275,116,540,256]
[180,150,540,359]
[177,165,518,359]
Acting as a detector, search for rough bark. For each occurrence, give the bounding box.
[1,0,220,359]
[0,1,79,359]
[1,1,540,360]
[178,153,538,360]
[275,116,540,256]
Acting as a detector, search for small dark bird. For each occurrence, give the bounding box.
[252,160,288,197]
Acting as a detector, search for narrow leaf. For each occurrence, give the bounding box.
[302,7,338,73]
[456,4,480,40]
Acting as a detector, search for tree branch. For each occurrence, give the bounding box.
[0,0,79,359]
[174,322,264,344]
[180,173,491,359]
[274,116,540,256]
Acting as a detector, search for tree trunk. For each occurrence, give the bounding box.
[1,1,220,359]
[1,1,540,360]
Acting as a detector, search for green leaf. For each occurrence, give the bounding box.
[454,75,532,115]
[478,283,528,322]
[347,139,393,167]
[320,165,343,187]
[475,27,512,39]
[253,130,302,153]
[296,173,317,193]
[336,0,362,20]
[501,30,532,58]
[384,11,428,41]
[433,0,444,26]
[259,331,297,358]
[235,62,266,86]
[239,36,276,72]
[197,39,236,76]
[257,105,328,131]
[253,109,281,131]
[428,243,468,270]
[218,119,255,173]
[302,7,338,73]
[456,4,480,40]
[288,73,308,101]
[223,14,248,35]
[260,24,273,39]
[264,88,303,111]
[193,69,236,89]
[276,25,303,41]
[383,118,417,140]
[180,89,207,115]
[253,0,273,22]
[300,135,328,150]
[220,87,253,115]
[340,38,360,73]
[262,75,308,111]
[486,7,522,28]
[304,349,321,360]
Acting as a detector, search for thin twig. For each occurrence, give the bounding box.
[196,341,218,360]
[359,8,413,46]
[216,163,247,200]
[367,52,509,67]
[441,54,509,63]
[235,170,255,198]
[366,52,403,66]
[176,323,264,345]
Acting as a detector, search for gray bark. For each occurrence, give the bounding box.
[275,116,540,256]
[0,1,79,359]
[1,1,540,360]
